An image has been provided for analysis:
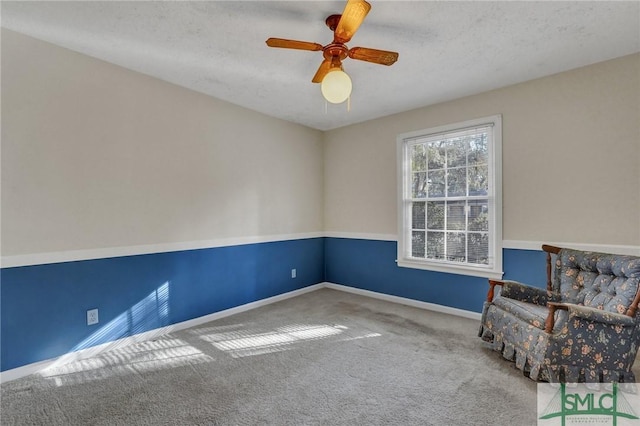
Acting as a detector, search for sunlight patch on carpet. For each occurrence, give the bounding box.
[193,323,381,358]
[39,337,212,387]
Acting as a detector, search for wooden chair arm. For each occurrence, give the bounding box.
[488,245,562,304]
[487,280,504,303]
[626,284,640,317]
[542,245,561,292]
[545,302,568,333]
[542,245,561,254]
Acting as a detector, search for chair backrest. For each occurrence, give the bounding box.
[552,249,640,316]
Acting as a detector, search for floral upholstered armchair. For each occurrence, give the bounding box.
[478,245,640,382]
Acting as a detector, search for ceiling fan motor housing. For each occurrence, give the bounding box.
[323,44,348,61]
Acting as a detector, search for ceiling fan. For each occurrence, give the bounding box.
[265,0,399,104]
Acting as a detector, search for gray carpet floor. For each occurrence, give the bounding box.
[2,288,637,425]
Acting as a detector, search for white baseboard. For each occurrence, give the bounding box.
[323,283,482,321]
[0,283,324,383]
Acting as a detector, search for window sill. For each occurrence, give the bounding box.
[396,258,504,280]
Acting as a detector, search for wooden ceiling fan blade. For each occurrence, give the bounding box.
[312,57,343,83]
[334,0,371,44]
[348,47,399,66]
[265,38,323,51]
[312,57,345,83]
[312,59,333,83]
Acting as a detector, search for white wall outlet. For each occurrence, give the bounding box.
[87,309,99,325]
[291,268,297,279]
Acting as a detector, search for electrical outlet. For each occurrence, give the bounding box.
[291,268,297,279]
[87,309,99,325]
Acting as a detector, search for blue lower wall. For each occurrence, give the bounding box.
[1,236,548,372]
[324,238,547,313]
[0,238,325,372]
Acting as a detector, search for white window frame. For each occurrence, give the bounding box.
[396,115,503,279]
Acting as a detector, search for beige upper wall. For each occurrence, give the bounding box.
[1,29,324,256]
[3,29,639,257]
[324,53,640,246]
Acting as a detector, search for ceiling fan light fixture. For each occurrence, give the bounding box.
[321,69,352,104]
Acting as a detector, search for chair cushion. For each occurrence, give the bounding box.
[555,250,640,314]
[492,296,548,330]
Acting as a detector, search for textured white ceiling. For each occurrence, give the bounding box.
[2,1,639,130]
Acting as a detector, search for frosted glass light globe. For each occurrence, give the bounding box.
[321,70,352,104]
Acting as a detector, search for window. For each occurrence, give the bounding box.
[396,115,503,279]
